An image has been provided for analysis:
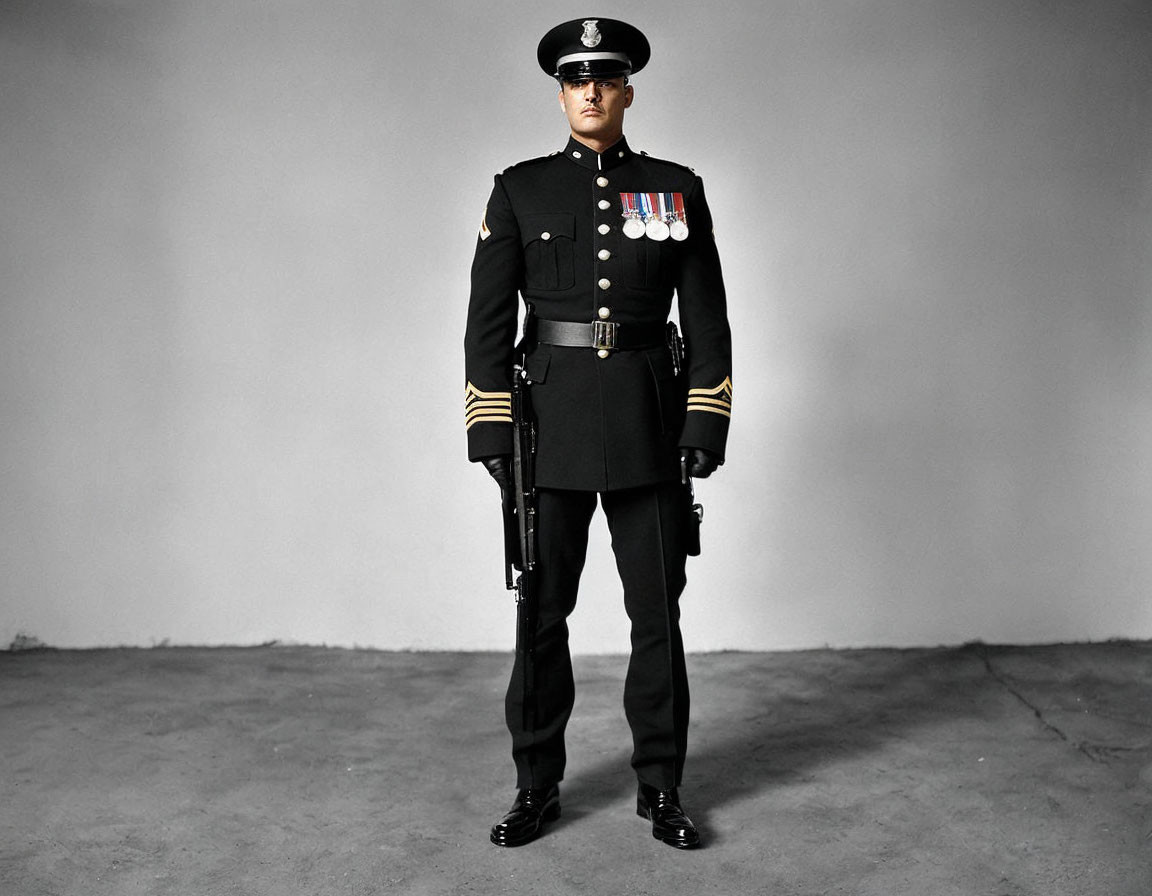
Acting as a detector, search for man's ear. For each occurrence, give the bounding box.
[625,84,634,108]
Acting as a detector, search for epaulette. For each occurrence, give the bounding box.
[635,150,697,176]
[502,152,560,175]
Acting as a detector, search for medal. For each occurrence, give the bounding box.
[669,192,689,241]
[620,191,685,241]
[645,218,670,241]
[644,193,670,241]
[620,193,645,239]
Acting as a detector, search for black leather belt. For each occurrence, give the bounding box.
[534,318,667,352]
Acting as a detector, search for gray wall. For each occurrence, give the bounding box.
[2,0,1150,651]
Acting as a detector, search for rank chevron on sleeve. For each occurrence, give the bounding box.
[686,376,733,418]
[465,382,513,430]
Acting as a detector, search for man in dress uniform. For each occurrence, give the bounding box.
[464,17,732,849]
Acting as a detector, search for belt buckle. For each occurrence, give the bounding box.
[592,320,619,352]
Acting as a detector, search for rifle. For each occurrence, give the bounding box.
[501,363,538,731]
[670,322,704,557]
[680,455,704,557]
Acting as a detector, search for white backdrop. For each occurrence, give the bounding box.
[2,0,1150,651]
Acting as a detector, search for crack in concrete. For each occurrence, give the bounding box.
[973,646,1104,764]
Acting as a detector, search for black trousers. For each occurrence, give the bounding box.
[506,481,690,791]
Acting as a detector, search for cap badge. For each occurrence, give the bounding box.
[580,20,602,48]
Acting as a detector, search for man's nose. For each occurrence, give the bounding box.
[580,82,601,101]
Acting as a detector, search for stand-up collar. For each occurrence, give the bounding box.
[562,135,634,172]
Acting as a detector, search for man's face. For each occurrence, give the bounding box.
[558,77,633,146]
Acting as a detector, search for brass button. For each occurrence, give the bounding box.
[572,151,582,159]
[541,231,551,241]
[598,278,611,290]
[598,306,611,320]
[597,349,610,359]
[598,249,611,261]
[596,176,609,187]
[598,224,611,235]
[597,199,610,210]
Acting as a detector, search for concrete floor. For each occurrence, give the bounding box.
[1,643,1150,896]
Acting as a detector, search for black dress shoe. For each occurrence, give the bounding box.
[490,784,561,847]
[636,783,702,849]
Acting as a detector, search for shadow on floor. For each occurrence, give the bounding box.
[557,646,996,831]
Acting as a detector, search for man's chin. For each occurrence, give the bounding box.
[572,123,617,143]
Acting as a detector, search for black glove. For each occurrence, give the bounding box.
[479,455,512,491]
[681,447,721,479]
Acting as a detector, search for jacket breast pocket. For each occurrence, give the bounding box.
[624,237,677,290]
[521,213,575,291]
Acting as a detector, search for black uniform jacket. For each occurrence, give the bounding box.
[465,136,732,492]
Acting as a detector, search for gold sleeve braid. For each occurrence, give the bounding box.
[686,376,733,419]
[465,382,512,431]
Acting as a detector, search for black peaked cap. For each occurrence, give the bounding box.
[537,17,650,80]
